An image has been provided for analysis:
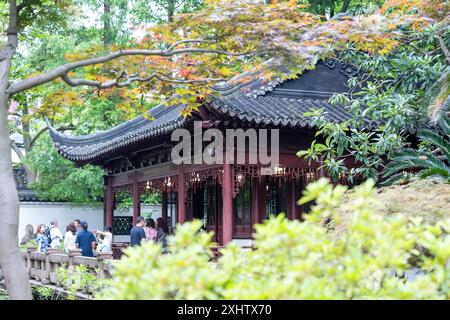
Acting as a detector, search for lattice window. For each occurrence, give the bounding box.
[113,216,133,236]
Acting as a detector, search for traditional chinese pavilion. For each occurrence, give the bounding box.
[48,59,360,245]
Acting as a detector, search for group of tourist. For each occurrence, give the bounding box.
[20,216,169,257]
[130,217,169,252]
[20,219,113,257]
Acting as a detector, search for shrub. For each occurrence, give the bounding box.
[383,115,450,185]
[98,179,450,300]
[56,264,100,300]
[32,286,55,300]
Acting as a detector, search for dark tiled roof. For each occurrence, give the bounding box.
[18,189,41,202]
[49,104,185,163]
[13,167,47,202]
[212,96,351,126]
[48,59,358,164]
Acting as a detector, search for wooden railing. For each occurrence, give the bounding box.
[21,244,253,297]
[21,247,115,298]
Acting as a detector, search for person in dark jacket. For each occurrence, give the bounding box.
[75,221,96,257]
[155,217,169,253]
[130,216,146,246]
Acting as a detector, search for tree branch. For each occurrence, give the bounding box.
[167,39,215,51]
[437,34,450,65]
[340,0,351,13]
[61,71,226,90]
[9,47,264,96]
[28,127,48,149]
[0,0,18,63]
[10,139,25,161]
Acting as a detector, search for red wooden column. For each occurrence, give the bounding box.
[318,155,326,178]
[161,188,168,222]
[105,176,114,227]
[251,176,261,231]
[132,178,141,224]
[222,163,233,245]
[258,176,266,223]
[177,165,186,224]
[288,180,298,220]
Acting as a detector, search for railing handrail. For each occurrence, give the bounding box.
[22,247,115,299]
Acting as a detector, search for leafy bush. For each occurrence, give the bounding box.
[98,178,450,300]
[32,286,55,300]
[0,289,8,300]
[383,115,450,185]
[19,239,38,250]
[299,20,450,183]
[56,264,100,300]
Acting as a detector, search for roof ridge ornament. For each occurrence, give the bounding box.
[242,58,359,99]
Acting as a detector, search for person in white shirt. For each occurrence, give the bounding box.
[95,226,113,252]
[49,219,63,249]
[64,222,77,253]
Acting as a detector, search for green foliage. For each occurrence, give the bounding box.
[116,190,161,212]
[56,264,100,300]
[32,286,55,300]
[19,239,38,250]
[383,115,450,184]
[98,178,450,300]
[25,134,105,202]
[0,289,8,300]
[74,265,99,298]
[130,0,204,24]
[299,20,450,182]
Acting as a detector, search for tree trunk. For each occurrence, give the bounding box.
[340,0,351,13]
[0,0,32,300]
[103,0,112,46]
[167,0,175,22]
[0,65,32,300]
[329,3,335,18]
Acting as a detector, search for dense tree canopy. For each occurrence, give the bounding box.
[298,0,449,182]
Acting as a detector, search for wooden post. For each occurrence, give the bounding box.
[95,251,113,279]
[177,165,186,224]
[222,163,233,245]
[132,178,141,224]
[26,247,36,277]
[161,188,168,222]
[289,180,299,220]
[258,176,266,223]
[251,177,260,232]
[42,248,57,285]
[105,176,114,227]
[68,249,82,273]
[287,180,298,220]
[318,155,326,178]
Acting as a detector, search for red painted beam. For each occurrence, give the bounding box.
[222,163,233,245]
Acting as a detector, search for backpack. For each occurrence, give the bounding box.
[44,226,53,245]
